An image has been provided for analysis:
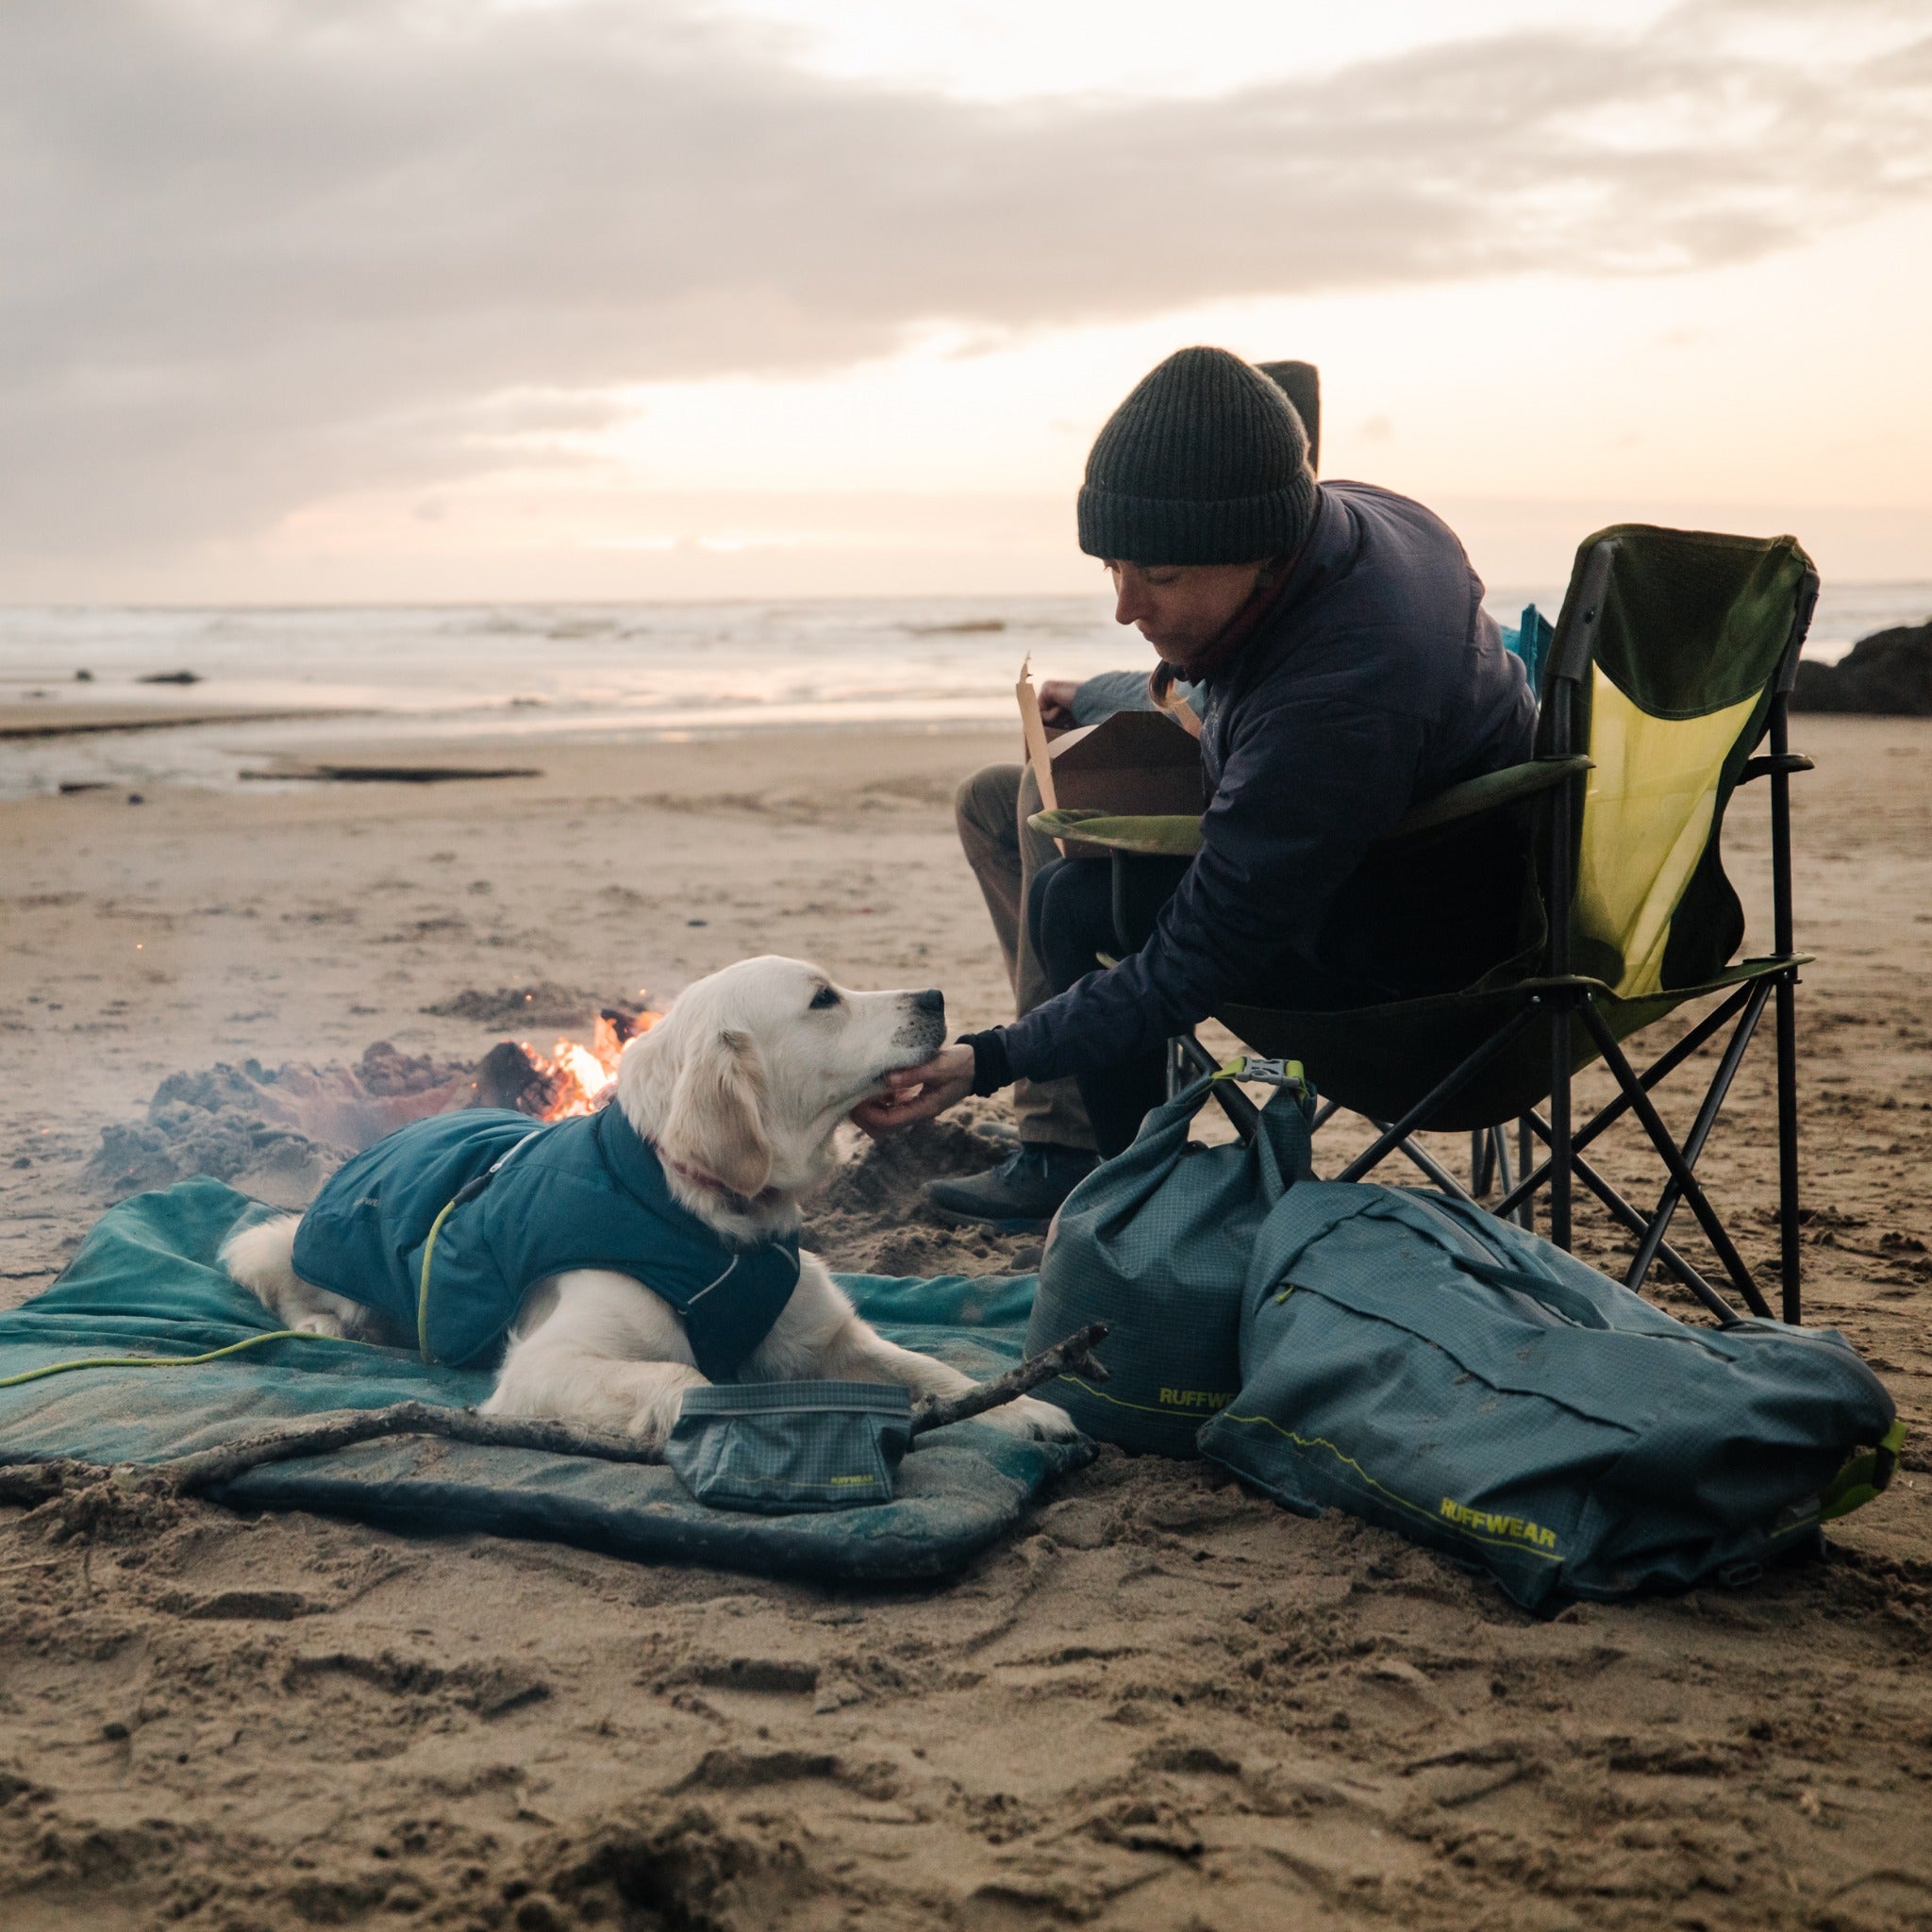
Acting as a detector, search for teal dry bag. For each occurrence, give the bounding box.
[1200,1182,1901,1609]
[1024,1063,1314,1457]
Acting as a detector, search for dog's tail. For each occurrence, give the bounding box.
[220,1213,303,1298]
[219,1214,398,1342]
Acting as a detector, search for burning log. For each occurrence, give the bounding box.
[477,1007,654,1121]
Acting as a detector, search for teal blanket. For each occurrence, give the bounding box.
[0,1180,1089,1583]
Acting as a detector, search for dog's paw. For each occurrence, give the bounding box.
[626,1397,689,1450]
[976,1394,1081,1441]
[290,1311,347,1339]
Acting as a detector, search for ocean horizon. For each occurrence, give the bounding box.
[3,581,1926,800]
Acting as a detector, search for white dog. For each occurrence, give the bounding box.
[223,957,1075,1447]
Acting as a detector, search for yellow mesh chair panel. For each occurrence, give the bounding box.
[1574,666,1762,998]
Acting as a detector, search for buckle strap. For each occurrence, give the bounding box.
[1210,1055,1307,1094]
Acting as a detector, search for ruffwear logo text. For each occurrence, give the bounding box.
[1439,1497,1558,1551]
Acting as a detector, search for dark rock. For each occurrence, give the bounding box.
[1790,620,1932,715]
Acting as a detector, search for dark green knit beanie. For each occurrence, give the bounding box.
[1077,346,1318,566]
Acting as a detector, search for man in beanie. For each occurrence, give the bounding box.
[859,347,1535,1226]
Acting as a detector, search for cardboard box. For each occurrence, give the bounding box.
[1044,709,1204,859]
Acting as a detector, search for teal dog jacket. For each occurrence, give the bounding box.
[291,1107,801,1378]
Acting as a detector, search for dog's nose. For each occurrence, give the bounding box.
[911,989,944,1015]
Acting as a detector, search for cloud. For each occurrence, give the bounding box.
[0,0,1927,561]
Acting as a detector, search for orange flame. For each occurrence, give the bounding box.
[521,1008,660,1120]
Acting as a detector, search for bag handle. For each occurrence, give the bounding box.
[1138,1059,1316,1192]
[1460,1259,1610,1331]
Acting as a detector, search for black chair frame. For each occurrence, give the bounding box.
[1149,547,1820,1326]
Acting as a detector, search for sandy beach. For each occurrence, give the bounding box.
[3,709,1930,1931]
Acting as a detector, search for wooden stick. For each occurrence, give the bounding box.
[909,1322,1109,1436]
[0,1327,1111,1502]
[158,1401,664,1491]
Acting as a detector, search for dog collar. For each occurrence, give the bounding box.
[648,1140,781,1216]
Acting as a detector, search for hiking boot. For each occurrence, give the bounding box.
[925,1144,1099,1234]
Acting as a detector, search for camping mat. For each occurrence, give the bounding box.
[0,1178,1090,1583]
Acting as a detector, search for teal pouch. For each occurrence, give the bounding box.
[665,1381,914,1512]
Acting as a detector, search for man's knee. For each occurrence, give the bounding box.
[955,762,1024,849]
[1029,858,1116,991]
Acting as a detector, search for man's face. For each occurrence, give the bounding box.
[1106,559,1268,663]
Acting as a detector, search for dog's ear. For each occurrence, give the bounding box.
[662,1026,773,1199]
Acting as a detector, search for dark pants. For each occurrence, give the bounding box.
[1026,856,1189,1158]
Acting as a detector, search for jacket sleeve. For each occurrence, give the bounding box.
[996,691,1426,1083]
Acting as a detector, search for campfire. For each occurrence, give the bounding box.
[503,1008,659,1120]
[87,991,664,1202]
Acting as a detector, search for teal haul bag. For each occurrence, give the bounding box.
[665,1380,912,1512]
[1025,1065,1313,1457]
[1199,1183,1901,1609]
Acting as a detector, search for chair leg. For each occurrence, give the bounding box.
[1571,1146,1748,1324]
[1164,1036,1188,1103]
[1775,967,1803,1324]
[1624,981,1770,1292]
[1519,1111,1748,1323]
[1336,1005,1543,1184]
[1494,983,1758,1225]
[1516,1118,1535,1231]
[1491,1126,1516,1216]
[1575,1002,1765,1311]
[1547,997,1574,1249]
[1377,1124,1484,1205]
[1471,1130,1498,1198]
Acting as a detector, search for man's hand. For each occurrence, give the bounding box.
[851,1042,976,1137]
[1038,678,1079,733]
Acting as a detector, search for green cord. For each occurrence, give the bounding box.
[416,1196,459,1365]
[0,1327,360,1390]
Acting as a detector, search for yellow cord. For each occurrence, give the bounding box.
[3,1183,475,1390]
[415,1196,459,1366]
[0,1327,360,1391]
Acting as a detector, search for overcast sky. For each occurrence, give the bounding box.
[3,0,1929,601]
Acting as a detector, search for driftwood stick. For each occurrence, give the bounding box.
[158,1401,663,1491]
[0,1326,1112,1507]
[909,1322,1109,1437]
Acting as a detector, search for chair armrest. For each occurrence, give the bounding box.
[1027,808,1205,858]
[1738,752,1813,784]
[1379,755,1592,842]
[1031,755,1592,858]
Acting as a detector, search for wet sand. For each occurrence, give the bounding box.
[1,715,1929,1930]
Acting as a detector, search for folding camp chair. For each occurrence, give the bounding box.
[1034,525,1820,1324]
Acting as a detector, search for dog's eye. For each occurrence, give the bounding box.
[808,983,841,1010]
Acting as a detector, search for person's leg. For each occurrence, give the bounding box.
[952,762,1025,984]
[930,764,1102,1231]
[951,762,1094,1150]
[1029,855,1189,1158]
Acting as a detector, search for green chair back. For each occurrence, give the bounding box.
[1219,524,1817,1129]
[1546,525,1813,998]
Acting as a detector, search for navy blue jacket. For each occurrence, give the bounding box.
[291,1107,801,1380]
[998,481,1536,1084]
